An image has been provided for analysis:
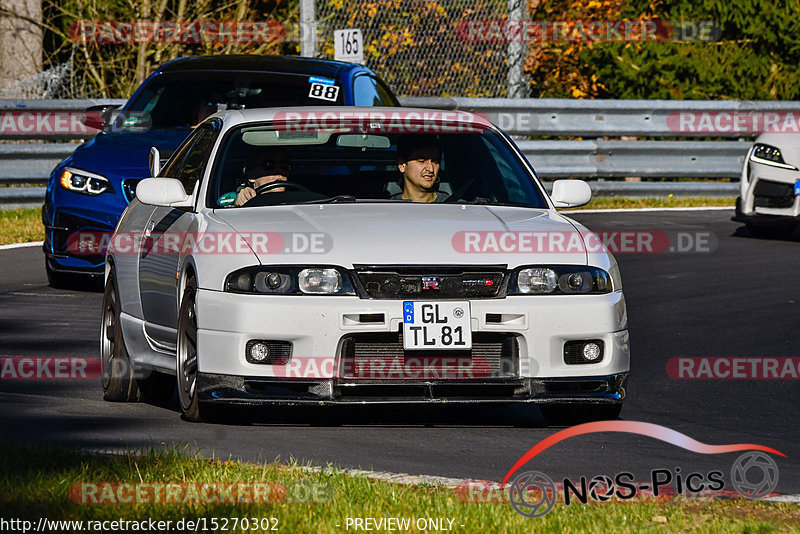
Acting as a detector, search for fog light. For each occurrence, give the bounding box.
[564,339,604,364]
[583,342,601,361]
[245,340,293,364]
[249,342,270,362]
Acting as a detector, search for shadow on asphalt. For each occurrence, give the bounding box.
[204,404,558,429]
[731,223,800,241]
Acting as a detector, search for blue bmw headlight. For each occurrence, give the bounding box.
[59,168,113,196]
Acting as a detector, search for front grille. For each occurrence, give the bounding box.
[753,180,795,209]
[123,179,143,203]
[339,331,519,380]
[353,266,507,299]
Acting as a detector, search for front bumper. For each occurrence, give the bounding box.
[42,177,134,274]
[193,288,630,404]
[736,163,800,225]
[197,373,628,405]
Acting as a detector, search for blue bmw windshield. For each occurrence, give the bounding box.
[120,71,347,130]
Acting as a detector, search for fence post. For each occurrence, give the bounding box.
[507,0,526,98]
[300,0,317,58]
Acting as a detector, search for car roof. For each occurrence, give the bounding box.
[213,107,496,130]
[157,55,366,78]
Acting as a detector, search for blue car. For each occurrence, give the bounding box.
[42,55,398,288]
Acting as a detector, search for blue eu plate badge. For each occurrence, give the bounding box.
[403,301,414,324]
[795,180,800,195]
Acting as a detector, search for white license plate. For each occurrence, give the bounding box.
[402,301,472,350]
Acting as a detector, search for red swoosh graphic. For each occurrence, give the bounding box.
[502,420,786,485]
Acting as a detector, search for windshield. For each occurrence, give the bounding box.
[206,122,548,209]
[119,71,346,130]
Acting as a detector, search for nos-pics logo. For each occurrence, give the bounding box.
[505,421,783,518]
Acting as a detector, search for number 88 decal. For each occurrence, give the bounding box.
[308,83,340,102]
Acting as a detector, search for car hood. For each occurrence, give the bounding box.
[66,129,192,178]
[212,203,590,267]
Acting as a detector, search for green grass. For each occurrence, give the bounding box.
[564,196,737,210]
[0,208,44,245]
[0,441,797,533]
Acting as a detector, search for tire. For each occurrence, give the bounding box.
[540,403,622,426]
[175,280,248,425]
[100,270,141,402]
[177,277,203,422]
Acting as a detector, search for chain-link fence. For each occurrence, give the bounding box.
[1,1,527,100]
[315,0,522,97]
[0,52,106,100]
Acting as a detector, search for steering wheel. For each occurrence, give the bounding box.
[255,181,310,194]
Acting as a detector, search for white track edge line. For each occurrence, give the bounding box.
[0,241,43,251]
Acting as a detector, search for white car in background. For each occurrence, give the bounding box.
[734,133,800,236]
[99,107,629,424]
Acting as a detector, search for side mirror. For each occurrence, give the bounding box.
[550,180,592,208]
[149,147,161,177]
[135,178,192,208]
[83,104,120,131]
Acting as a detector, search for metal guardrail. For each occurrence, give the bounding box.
[518,139,748,179]
[0,144,79,184]
[0,97,771,207]
[398,97,800,137]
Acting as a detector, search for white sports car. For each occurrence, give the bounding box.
[99,107,629,424]
[734,133,800,235]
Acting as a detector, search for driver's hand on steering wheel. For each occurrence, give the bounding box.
[234,186,256,206]
[234,177,288,206]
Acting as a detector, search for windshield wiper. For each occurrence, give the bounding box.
[464,197,500,205]
[302,195,357,204]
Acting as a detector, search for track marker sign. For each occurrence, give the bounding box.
[334,29,364,64]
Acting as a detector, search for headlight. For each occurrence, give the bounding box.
[225,266,355,295]
[58,168,112,195]
[298,268,342,294]
[510,266,612,295]
[749,144,798,170]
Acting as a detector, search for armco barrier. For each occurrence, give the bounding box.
[0,97,777,207]
[397,97,800,137]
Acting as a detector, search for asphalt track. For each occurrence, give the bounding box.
[1,209,798,495]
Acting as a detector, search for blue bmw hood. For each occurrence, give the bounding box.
[67,129,192,178]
